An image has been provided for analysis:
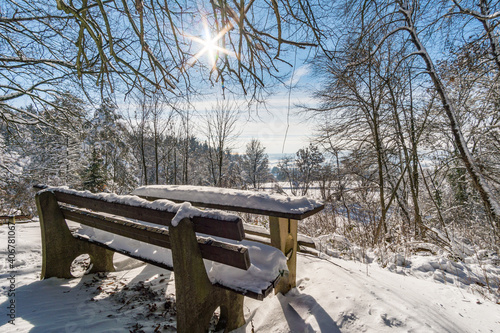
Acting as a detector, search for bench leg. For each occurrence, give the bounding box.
[270,216,298,294]
[35,191,115,279]
[170,218,245,333]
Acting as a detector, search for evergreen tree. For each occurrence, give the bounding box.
[26,93,88,187]
[89,98,137,193]
[82,148,108,193]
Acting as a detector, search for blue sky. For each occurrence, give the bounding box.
[191,63,318,155]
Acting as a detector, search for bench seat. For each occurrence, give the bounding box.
[73,224,287,297]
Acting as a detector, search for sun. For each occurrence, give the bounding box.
[200,21,218,67]
[185,15,235,71]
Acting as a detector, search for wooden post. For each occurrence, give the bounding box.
[9,216,15,225]
[169,217,245,333]
[269,216,298,294]
[35,191,115,279]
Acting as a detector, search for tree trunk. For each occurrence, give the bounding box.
[140,128,148,186]
[479,0,500,70]
[154,118,159,185]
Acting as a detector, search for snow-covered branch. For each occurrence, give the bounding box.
[451,0,500,20]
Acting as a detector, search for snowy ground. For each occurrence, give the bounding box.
[1,222,499,332]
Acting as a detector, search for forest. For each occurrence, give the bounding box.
[1,0,500,254]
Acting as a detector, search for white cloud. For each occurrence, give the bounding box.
[289,64,311,86]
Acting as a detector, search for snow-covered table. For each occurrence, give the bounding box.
[132,185,324,294]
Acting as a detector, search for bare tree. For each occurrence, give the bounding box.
[449,0,500,71]
[242,138,270,189]
[277,155,302,196]
[203,100,240,187]
[312,0,500,238]
[395,0,500,234]
[1,1,84,126]
[309,44,398,239]
[126,95,151,185]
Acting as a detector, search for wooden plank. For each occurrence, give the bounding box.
[198,238,250,270]
[73,234,175,271]
[48,188,244,241]
[214,272,283,301]
[243,233,319,257]
[298,246,320,257]
[75,234,280,300]
[137,194,324,220]
[243,223,316,249]
[0,215,32,221]
[298,237,317,249]
[243,224,270,238]
[61,205,251,270]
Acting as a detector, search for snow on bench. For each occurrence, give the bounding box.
[74,225,287,295]
[132,185,324,220]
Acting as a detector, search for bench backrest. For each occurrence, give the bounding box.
[39,187,251,270]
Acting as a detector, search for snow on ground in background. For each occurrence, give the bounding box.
[1,222,499,332]
[132,185,323,214]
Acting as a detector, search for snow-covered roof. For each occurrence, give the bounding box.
[132,185,324,220]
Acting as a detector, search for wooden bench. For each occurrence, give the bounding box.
[131,185,324,294]
[0,214,32,224]
[34,186,287,333]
